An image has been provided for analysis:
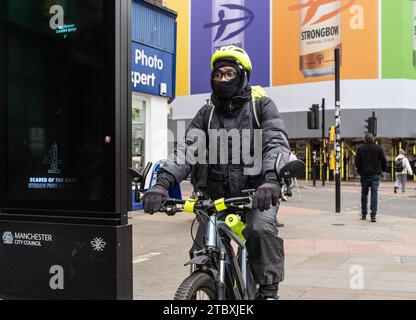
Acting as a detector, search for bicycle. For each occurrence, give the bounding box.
[129,156,305,300]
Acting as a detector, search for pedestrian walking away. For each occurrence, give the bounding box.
[394,149,414,193]
[354,133,388,223]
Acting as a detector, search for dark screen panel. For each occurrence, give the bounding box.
[0,1,6,208]
[0,0,116,212]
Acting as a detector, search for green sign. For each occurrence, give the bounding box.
[382,0,416,79]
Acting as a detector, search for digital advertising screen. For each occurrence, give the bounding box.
[0,0,117,213]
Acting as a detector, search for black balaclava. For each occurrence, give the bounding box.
[211,58,249,102]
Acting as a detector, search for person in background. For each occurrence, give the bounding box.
[354,133,387,223]
[394,149,413,194]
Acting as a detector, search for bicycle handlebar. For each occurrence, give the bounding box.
[159,196,252,215]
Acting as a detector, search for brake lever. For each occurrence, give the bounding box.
[242,189,256,195]
[243,202,253,209]
[166,207,180,216]
[227,198,253,211]
[160,204,181,216]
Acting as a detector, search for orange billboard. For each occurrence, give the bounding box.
[273,0,379,86]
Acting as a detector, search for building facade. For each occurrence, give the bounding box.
[131,0,177,175]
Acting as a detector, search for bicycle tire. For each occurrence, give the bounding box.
[174,272,217,300]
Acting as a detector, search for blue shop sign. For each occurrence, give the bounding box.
[131,42,174,98]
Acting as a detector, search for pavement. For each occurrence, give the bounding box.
[130,179,416,300]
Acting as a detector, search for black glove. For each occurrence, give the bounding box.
[252,181,281,212]
[142,185,169,214]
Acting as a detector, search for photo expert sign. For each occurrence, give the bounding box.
[131,42,174,98]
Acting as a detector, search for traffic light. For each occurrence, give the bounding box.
[307,104,320,130]
[365,114,377,136]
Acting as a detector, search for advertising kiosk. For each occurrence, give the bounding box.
[0,0,133,299]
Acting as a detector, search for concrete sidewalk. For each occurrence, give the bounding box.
[277,181,416,300]
[132,181,416,300]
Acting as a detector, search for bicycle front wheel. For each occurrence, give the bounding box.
[174,272,216,300]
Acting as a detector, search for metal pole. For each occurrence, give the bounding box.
[346,147,349,182]
[322,98,326,186]
[414,144,416,182]
[391,145,395,182]
[312,151,317,187]
[341,142,344,181]
[319,145,323,181]
[305,144,309,182]
[335,48,341,213]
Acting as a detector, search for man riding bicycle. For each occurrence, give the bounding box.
[142,46,291,300]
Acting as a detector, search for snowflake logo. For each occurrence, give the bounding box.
[2,232,14,245]
[91,237,106,252]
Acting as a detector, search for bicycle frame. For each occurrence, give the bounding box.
[129,158,306,301]
[190,211,255,300]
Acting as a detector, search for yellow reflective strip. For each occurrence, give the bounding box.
[184,200,196,214]
[214,198,228,212]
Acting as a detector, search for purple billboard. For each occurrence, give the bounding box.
[191,0,270,95]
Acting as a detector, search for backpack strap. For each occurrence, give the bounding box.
[251,98,261,129]
[203,104,215,131]
[204,92,263,131]
[251,85,267,129]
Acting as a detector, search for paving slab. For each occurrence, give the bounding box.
[132,181,416,300]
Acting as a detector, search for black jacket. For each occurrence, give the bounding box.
[355,142,387,177]
[159,91,291,199]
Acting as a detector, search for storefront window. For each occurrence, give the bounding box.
[0,0,116,212]
[132,95,146,170]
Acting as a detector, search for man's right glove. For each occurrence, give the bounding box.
[142,185,169,214]
[252,181,281,212]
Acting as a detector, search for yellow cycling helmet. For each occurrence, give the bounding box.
[211,46,252,74]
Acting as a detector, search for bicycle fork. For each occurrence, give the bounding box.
[217,249,226,300]
[205,214,226,299]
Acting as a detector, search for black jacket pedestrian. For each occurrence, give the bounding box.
[355,142,387,177]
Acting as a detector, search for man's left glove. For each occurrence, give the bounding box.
[142,185,169,214]
[252,181,281,212]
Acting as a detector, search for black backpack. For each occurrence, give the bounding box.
[395,158,404,173]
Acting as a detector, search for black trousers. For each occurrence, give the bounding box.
[190,206,285,286]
